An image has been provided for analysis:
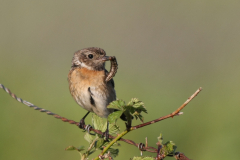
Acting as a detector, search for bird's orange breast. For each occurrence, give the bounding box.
[68,67,107,100]
[68,67,105,86]
[68,67,116,118]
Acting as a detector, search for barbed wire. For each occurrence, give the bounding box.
[0,84,78,125]
[1,83,199,158]
[0,83,157,153]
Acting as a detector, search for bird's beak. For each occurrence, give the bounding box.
[101,56,112,62]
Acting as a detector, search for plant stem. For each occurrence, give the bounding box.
[93,130,129,160]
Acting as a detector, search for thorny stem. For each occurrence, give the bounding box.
[93,130,129,160]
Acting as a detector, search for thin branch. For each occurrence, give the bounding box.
[131,87,202,130]
[94,130,129,160]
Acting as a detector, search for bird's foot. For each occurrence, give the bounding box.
[78,119,92,133]
[78,118,85,129]
[102,129,110,141]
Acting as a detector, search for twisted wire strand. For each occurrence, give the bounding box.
[0,83,157,153]
[0,84,78,125]
[1,83,198,157]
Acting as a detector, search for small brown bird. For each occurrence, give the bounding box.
[68,47,116,138]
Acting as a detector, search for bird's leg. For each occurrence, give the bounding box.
[79,111,90,129]
[102,121,110,141]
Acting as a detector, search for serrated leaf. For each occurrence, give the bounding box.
[162,141,177,156]
[136,114,144,123]
[95,138,105,149]
[92,114,104,131]
[132,156,155,160]
[107,100,125,110]
[102,122,107,133]
[84,132,94,144]
[135,106,147,114]
[125,105,136,114]
[109,124,120,135]
[128,98,147,113]
[126,105,145,122]
[107,148,119,157]
[128,98,142,106]
[108,111,123,123]
[125,98,147,122]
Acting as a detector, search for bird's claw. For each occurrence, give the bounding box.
[102,130,110,141]
[78,119,92,134]
[78,118,85,129]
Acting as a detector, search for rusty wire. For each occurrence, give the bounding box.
[1,83,200,158]
[0,83,157,153]
[0,84,78,125]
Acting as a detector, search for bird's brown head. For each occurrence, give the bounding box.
[71,47,111,71]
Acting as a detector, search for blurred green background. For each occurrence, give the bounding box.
[0,1,240,159]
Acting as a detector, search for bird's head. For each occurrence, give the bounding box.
[71,47,111,71]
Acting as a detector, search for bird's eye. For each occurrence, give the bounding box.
[88,54,93,59]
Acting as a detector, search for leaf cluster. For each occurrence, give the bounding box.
[65,114,120,159]
[65,99,179,160]
[107,98,148,123]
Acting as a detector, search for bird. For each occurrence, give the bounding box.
[68,47,116,139]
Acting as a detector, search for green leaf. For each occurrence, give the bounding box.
[107,100,125,110]
[132,156,155,160]
[65,145,85,152]
[102,122,107,133]
[77,146,85,151]
[125,105,136,114]
[107,148,119,157]
[109,124,120,135]
[128,98,147,113]
[162,141,177,156]
[125,98,148,122]
[92,114,104,131]
[157,133,163,145]
[65,145,77,151]
[108,110,123,123]
[95,138,105,149]
[84,133,94,144]
[137,114,144,123]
